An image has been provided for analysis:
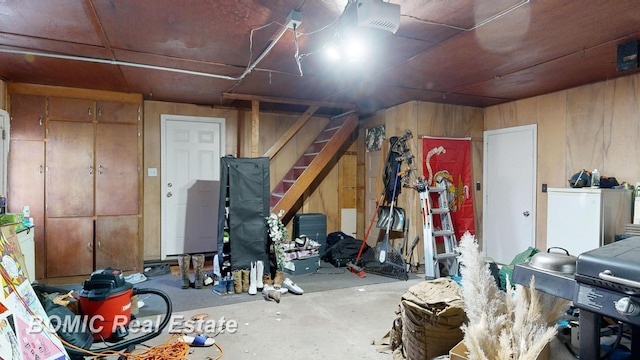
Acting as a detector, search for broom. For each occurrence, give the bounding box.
[348,193,384,278]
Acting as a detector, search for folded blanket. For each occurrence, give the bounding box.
[280,240,321,260]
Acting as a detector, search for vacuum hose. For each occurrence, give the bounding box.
[66,287,173,358]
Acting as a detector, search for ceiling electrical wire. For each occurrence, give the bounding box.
[293,23,304,76]
[0,17,294,84]
[0,1,531,92]
[403,0,530,32]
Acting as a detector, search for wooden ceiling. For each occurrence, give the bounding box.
[0,0,639,115]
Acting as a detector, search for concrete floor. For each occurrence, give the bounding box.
[129,278,580,360]
[139,278,422,359]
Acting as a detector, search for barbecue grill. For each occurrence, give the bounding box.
[513,237,640,359]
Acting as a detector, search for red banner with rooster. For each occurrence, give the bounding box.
[422,136,475,239]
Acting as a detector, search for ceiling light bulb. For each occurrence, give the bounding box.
[325,43,342,61]
[342,37,367,62]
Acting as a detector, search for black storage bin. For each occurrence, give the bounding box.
[293,213,327,257]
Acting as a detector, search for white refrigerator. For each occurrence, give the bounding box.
[546,188,632,256]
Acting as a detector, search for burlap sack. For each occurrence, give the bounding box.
[399,278,466,359]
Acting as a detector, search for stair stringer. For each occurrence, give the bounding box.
[270,113,358,223]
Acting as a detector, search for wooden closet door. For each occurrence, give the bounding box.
[96,100,140,124]
[48,97,95,122]
[9,94,46,140]
[95,123,139,215]
[46,217,94,277]
[95,216,139,271]
[8,140,45,280]
[46,121,94,217]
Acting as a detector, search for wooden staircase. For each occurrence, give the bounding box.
[270,112,358,221]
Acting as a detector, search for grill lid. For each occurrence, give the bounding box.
[529,247,577,274]
[575,236,640,294]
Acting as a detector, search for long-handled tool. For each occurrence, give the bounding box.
[348,193,384,278]
[346,261,366,277]
[356,133,412,280]
[376,163,401,263]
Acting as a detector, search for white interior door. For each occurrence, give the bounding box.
[483,124,537,264]
[161,115,225,259]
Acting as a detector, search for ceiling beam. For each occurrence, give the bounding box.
[223,92,356,111]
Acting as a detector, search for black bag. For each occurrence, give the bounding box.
[323,232,371,267]
[600,176,619,188]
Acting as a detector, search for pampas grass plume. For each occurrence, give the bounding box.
[458,231,570,360]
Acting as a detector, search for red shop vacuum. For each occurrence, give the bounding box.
[61,267,173,359]
[78,268,134,340]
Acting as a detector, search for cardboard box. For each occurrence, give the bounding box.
[449,341,549,360]
[284,255,320,275]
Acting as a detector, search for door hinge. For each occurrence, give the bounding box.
[2,129,5,140]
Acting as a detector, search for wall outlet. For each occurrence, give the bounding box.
[148,168,158,177]
[542,183,547,192]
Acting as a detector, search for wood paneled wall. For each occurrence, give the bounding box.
[357,101,484,265]
[143,101,345,261]
[0,80,5,110]
[485,72,640,251]
[143,101,239,260]
[12,70,637,264]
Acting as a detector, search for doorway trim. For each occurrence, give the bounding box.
[482,124,537,263]
[160,114,225,259]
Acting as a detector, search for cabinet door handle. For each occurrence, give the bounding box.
[39,115,43,126]
[88,107,92,116]
[89,166,93,175]
[98,165,103,174]
[87,242,92,252]
[98,108,102,117]
[39,165,43,174]
[97,241,101,250]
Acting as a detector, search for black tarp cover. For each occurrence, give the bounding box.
[217,156,271,273]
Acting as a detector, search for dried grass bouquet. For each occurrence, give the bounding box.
[458,231,570,360]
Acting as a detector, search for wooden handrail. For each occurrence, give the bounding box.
[263,104,320,159]
[272,113,359,221]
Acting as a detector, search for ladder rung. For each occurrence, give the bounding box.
[431,208,449,214]
[428,186,446,193]
[436,253,459,260]
[433,230,455,236]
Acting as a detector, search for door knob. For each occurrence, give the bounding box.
[167,192,172,198]
[523,211,530,217]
